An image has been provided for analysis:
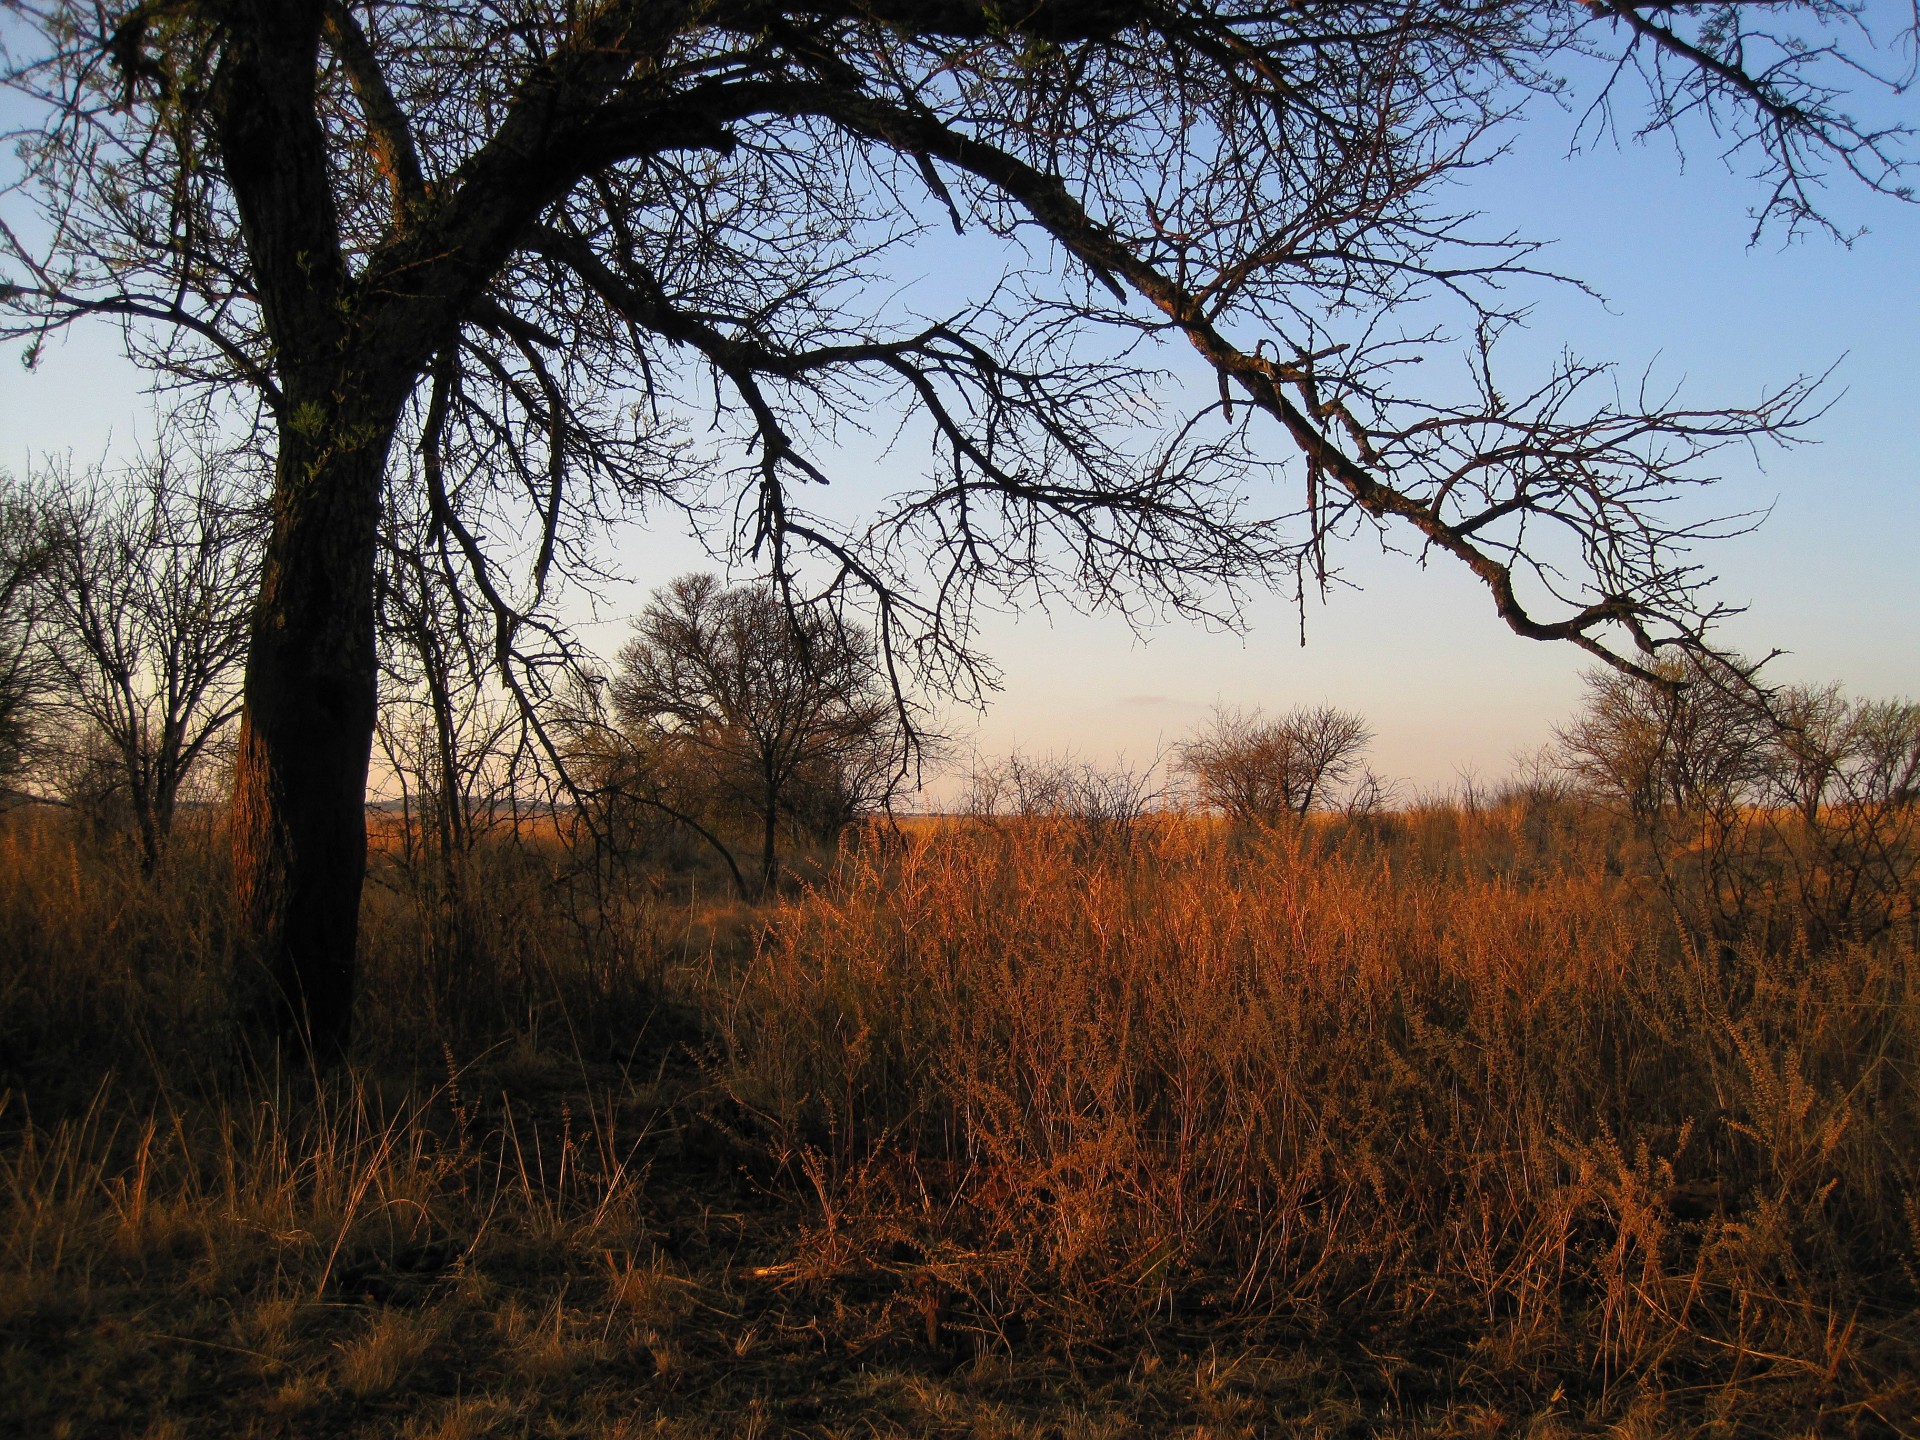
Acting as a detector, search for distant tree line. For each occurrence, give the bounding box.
[4,439,1915,957]
[0,442,913,895]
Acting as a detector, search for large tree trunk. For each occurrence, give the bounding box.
[231,421,396,1065]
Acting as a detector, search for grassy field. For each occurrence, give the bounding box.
[1,800,1915,1437]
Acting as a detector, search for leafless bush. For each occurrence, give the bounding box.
[1175,704,1374,827]
[611,574,914,892]
[27,441,261,870]
[956,748,1165,856]
[958,750,1153,821]
[1557,657,1919,944]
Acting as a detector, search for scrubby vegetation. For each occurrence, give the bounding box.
[6,1,1916,1429]
[3,774,1915,1438]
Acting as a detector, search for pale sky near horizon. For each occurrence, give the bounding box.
[947,116,1920,793]
[3,55,1916,795]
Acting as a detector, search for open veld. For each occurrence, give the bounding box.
[2,800,1916,1438]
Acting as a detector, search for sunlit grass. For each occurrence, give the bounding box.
[1,802,1915,1435]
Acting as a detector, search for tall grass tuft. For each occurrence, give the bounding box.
[4,798,1916,1432]
[719,815,1920,1417]
[0,809,243,1104]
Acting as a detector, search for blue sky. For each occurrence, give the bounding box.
[943,109,1920,789]
[4,57,1915,792]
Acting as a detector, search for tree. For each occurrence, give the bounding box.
[1556,659,1920,942]
[1554,654,1767,829]
[1553,656,1763,933]
[1177,704,1373,825]
[3,1,1909,1057]
[611,573,904,891]
[0,473,54,787]
[30,443,260,870]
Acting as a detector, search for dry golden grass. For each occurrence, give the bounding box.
[0,802,1915,1436]
[716,816,1918,1422]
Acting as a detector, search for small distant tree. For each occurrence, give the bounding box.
[32,444,261,870]
[1177,705,1373,826]
[1555,656,1767,829]
[1554,655,1765,929]
[0,474,54,787]
[611,574,907,892]
[1554,658,1919,942]
[1833,701,1920,812]
[1758,689,1920,944]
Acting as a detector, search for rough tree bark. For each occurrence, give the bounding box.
[230,423,397,1063]
[205,7,394,1061]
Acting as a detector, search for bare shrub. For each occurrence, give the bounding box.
[1175,704,1373,826]
[957,748,1164,855]
[28,443,260,871]
[611,574,912,892]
